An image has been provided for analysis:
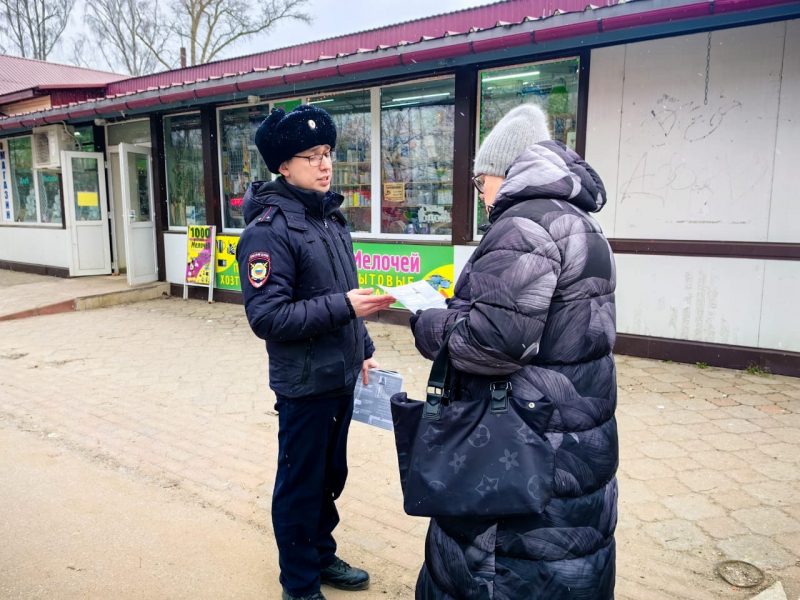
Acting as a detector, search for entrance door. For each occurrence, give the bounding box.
[119,144,158,286]
[62,151,112,277]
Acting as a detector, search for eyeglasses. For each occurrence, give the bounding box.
[471,174,485,194]
[293,151,335,167]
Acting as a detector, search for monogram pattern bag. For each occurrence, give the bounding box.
[390,318,556,518]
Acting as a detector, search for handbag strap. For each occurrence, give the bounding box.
[423,317,467,420]
[421,316,512,420]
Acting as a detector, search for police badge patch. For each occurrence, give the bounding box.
[248,252,271,288]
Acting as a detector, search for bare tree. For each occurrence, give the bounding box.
[76,0,173,75]
[68,0,312,73]
[171,0,312,66]
[0,0,75,60]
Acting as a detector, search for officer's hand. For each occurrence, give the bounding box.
[362,358,380,385]
[347,288,396,317]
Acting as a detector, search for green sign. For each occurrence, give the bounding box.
[273,98,302,113]
[353,243,455,306]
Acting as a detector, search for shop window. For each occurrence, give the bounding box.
[74,125,96,152]
[107,120,151,147]
[37,171,62,223]
[380,79,455,237]
[218,104,270,231]
[1,135,65,225]
[164,113,205,228]
[476,58,580,234]
[8,136,37,222]
[310,90,372,234]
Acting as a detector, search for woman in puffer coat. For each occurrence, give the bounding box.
[410,104,618,599]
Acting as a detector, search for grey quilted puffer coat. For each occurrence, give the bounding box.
[412,140,618,600]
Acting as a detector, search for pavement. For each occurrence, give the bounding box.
[0,269,168,321]
[1,275,799,599]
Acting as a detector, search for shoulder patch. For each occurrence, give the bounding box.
[248,252,271,288]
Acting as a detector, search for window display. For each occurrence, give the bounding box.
[310,90,372,233]
[165,113,205,228]
[8,137,36,223]
[380,78,455,236]
[219,104,270,230]
[37,171,62,223]
[476,58,580,232]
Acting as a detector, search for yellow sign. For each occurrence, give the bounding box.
[186,225,215,286]
[77,192,99,207]
[384,183,405,204]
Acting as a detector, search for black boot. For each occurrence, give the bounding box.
[320,557,370,591]
[281,591,326,600]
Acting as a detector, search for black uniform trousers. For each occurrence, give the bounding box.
[272,391,355,597]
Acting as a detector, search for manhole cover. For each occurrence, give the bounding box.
[716,560,764,588]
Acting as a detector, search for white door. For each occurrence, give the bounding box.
[62,151,112,277]
[119,144,158,286]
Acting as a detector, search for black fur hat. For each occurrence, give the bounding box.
[254,104,337,174]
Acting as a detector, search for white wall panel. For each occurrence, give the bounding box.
[759,261,800,353]
[614,22,785,241]
[585,44,626,238]
[453,245,476,286]
[615,254,765,348]
[164,232,187,284]
[0,227,70,268]
[768,20,800,243]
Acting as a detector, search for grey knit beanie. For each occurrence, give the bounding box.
[474,104,551,177]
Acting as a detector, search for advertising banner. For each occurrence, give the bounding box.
[353,243,455,307]
[206,239,456,307]
[184,225,216,302]
[215,235,241,291]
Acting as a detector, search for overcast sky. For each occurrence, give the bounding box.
[49,0,495,70]
[243,0,493,54]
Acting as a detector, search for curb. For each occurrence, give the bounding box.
[0,283,170,322]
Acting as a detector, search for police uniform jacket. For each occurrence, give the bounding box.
[237,177,375,399]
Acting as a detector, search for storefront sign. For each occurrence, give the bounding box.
[215,235,241,290]
[273,99,302,113]
[196,237,455,304]
[353,243,455,306]
[184,225,216,302]
[0,140,11,222]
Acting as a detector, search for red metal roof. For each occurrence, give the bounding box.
[0,55,128,100]
[1,0,797,129]
[107,0,615,95]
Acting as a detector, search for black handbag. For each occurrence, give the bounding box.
[390,318,556,518]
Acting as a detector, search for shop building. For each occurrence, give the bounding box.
[1,0,799,374]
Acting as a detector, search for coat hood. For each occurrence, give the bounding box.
[242,179,283,225]
[489,140,607,224]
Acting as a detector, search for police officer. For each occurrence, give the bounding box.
[237,105,395,600]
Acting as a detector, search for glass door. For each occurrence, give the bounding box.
[119,144,158,285]
[61,151,112,277]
